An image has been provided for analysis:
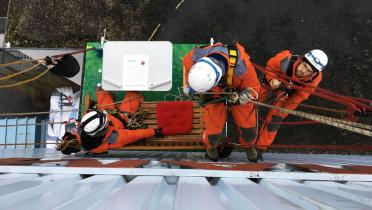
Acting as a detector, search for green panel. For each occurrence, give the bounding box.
[81,43,199,110]
[81,43,229,149]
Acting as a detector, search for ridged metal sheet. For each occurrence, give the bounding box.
[0,174,372,209]
[1,149,372,167]
[0,149,371,209]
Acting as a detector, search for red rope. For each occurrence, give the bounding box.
[253,63,372,114]
[227,143,372,151]
[51,48,96,58]
[267,144,372,151]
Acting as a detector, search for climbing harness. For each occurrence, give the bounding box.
[226,45,238,87]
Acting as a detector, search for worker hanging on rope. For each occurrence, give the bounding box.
[183,41,260,162]
[256,49,328,156]
[57,87,164,154]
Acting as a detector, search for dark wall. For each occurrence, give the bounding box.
[6,0,372,147]
[156,0,372,146]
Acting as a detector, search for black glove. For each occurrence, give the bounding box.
[154,128,164,137]
[62,132,76,140]
[57,132,81,155]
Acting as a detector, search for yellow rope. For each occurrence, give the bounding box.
[0,48,90,68]
[0,96,139,117]
[0,59,44,68]
[0,66,51,88]
[0,61,43,81]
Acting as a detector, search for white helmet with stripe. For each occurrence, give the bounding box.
[304,49,328,72]
[81,110,108,136]
[188,57,223,93]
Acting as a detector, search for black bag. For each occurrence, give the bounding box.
[50,54,80,78]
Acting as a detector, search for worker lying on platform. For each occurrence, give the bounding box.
[256,49,328,158]
[57,89,164,154]
[183,41,260,162]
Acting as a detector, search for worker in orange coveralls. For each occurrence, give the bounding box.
[256,49,328,157]
[57,88,163,154]
[183,41,260,162]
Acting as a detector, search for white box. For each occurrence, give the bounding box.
[102,41,173,91]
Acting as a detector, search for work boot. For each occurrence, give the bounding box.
[246,147,258,162]
[257,149,264,161]
[206,148,219,162]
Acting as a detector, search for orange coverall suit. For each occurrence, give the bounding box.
[256,50,322,149]
[183,42,260,149]
[77,90,155,154]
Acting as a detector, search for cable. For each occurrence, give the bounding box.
[251,100,372,136]
[0,61,43,81]
[0,66,50,88]
[253,64,372,112]
[0,59,40,68]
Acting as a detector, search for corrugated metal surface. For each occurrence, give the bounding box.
[1,149,372,166]
[0,149,372,210]
[0,173,371,209]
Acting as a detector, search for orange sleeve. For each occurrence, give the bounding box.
[96,89,116,110]
[182,48,196,87]
[239,61,260,94]
[265,50,292,82]
[116,128,155,146]
[282,74,322,111]
[235,43,260,93]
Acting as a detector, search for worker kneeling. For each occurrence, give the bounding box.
[183,42,260,162]
[57,110,163,154]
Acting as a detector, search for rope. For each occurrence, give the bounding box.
[0,109,83,117]
[56,138,80,152]
[2,141,372,153]
[0,96,140,118]
[195,91,371,131]
[0,96,142,128]
[253,64,372,113]
[0,61,44,81]
[50,48,95,59]
[0,49,92,68]
[0,121,70,128]
[256,99,369,129]
[296,103,346,114]
[258,116,319,125]
[251,100,372,136]
[0,66,51,88]
[0,59,40,68]
[93,96,139,108]
[225,143,372,151]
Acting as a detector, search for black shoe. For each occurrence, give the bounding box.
[257,149,264,161]
[246,147,258,162]
[206,148,219,162]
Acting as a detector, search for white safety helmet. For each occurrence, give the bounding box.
[188,57,223,93]
[304,49,328,72]
[80,110,108,136]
